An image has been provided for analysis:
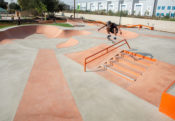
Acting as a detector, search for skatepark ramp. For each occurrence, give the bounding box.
[159,80,175,119]
[67,19,85,27]
[84,39,130,72]
[84,40,156,81]
[0,25,90,44]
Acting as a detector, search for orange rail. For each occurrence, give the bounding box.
[120,24,154,30]
[142,25,154,30]
[84,20,154,30]
[159,80,175,120]
[83,20,106,25]
[84,39,130,72]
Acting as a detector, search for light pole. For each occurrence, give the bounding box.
[74,0,75,19]
[119,1,122,25]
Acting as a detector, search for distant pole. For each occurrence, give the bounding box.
[119,2,122,25]
[74,0,75,19]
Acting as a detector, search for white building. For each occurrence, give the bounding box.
[73,0,175,17]
[156,0,175,17]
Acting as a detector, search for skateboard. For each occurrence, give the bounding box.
[107,36,117,44]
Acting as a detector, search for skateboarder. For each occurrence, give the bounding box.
[98,21,122,40]
[17,16,21,25]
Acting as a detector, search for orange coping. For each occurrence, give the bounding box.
[159,80,175,120]
[120,24,154,30]
[142,25,154,30]
[98,28,139,40]
[122,50,157,62]
[84,21,154,30]
[14,49,83,121]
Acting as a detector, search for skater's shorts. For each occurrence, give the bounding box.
[110,27,118,33]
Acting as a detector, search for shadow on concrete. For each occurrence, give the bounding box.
[129,49,154,60]
[0,26,37,42]
[136,52,154,59]
[107,37,117,44]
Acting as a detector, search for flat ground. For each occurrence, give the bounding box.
[0,23,175,121]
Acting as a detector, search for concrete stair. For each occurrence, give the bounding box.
[97,50,156,82]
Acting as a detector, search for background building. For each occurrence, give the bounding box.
[64,0,175,17]
[156,0,175,17]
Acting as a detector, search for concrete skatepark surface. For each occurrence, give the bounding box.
[0,23,175,121]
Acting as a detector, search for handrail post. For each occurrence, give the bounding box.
[84,59,86,72]
[124,39,131,49]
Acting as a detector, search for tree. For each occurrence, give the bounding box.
[9,2,21,10]
[18,0,34,10]
[18,0,59,12]
[34,0,47,14]
[41,0,59,12]
[58,2,69,11]
[17,0,69,15]
[18,0,47,15]
[0,0,7,9]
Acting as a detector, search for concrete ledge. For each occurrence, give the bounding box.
[59,12,175,33]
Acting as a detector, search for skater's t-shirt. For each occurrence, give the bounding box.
[106,23,118,33]
[110,23,118,30]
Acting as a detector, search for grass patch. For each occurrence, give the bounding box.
[0,24,15,29]
[50,23,73,27]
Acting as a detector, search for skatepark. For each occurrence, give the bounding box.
[0,20,175,121]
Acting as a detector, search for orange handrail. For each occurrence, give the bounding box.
[84,39,130,72]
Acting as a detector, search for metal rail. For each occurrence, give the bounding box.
[84,39,130,72]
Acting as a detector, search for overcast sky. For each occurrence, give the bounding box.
[5,0,17,3]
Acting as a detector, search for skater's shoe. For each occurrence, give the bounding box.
[107,34,111,38]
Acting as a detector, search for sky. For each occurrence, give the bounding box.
[5,0,17,3]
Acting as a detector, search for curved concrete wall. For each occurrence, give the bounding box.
[0,25,91,44]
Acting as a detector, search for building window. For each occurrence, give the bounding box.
[172,6,175,10]
[156,13,160,16]
[171,13,174,17]
[157,6,161,10]
[161,13,164,16]
[136,5,141,7]
[167,6,171,10]
[122,5,126,7]
[162,6,165,10]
